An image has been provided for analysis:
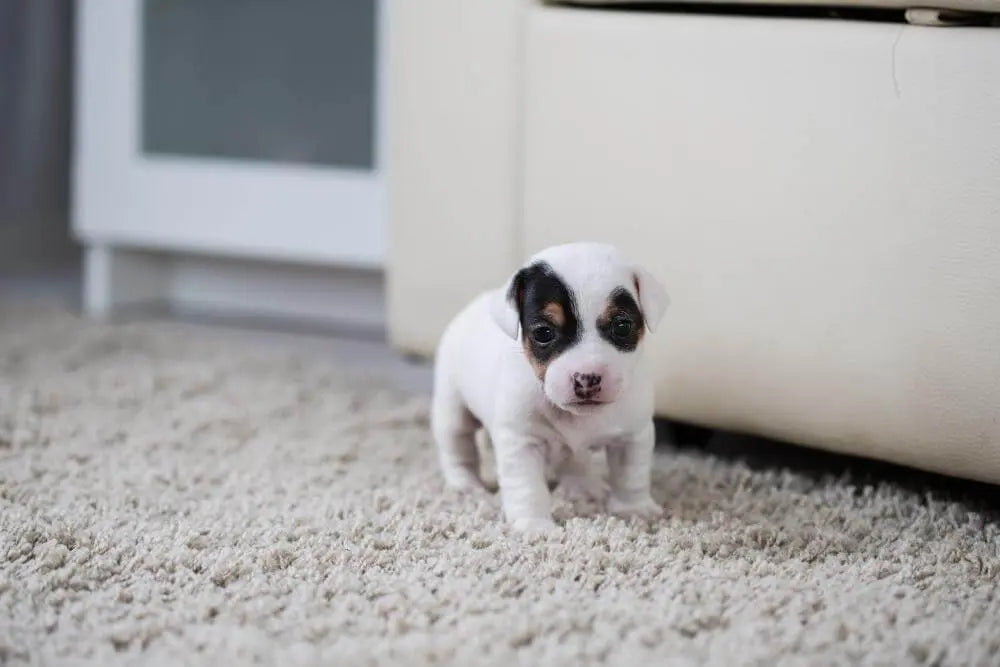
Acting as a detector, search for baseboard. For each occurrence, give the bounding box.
[81,244,386,336]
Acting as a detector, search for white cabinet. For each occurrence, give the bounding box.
[72,0,388,327]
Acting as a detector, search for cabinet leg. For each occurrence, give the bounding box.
[82,244,168,319]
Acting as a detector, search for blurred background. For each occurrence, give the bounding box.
[0,0,75,275]
[2,0,385,327]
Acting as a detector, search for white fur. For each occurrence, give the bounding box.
[431,243,669,532]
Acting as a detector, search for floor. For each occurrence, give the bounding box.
[0,265,433,394]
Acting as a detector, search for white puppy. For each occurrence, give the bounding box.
[431,242,669,532]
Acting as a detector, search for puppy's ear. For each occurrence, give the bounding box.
[633,265,670,333]
[490,268,526,339]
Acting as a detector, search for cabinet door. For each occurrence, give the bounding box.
[73,0,386,268]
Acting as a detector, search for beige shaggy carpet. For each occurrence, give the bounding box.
[1,298,999,666]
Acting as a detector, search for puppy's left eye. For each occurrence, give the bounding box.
[611,316,633,340]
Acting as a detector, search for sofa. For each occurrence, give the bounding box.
[386,0,1000,484]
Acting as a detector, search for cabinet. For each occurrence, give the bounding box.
[73,0,387,327]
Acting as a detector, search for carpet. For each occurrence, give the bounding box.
[1,298,998,666]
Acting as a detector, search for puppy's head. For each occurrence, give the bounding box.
[491,243,669,415]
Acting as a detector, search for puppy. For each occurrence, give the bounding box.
[431,242,669,532]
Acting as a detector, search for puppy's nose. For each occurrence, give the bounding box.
[572,372,602,399]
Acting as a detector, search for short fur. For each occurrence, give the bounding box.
[432,242,670,532]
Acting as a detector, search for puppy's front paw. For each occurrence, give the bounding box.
[607,494,663,520]
[511,517,559,535]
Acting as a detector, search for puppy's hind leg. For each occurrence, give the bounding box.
[431,390,485,492]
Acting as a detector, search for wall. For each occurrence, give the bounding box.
[0,0,76,273]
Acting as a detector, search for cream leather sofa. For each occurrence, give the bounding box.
[386,1,1000,484]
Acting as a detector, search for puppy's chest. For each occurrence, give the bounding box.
[535,415,632,455]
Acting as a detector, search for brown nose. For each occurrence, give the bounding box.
[572,372,602,399]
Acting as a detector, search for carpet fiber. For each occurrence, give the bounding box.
[2,299,999,665]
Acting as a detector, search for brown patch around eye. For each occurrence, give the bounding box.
[597,288,645,352]
[629,309,646,344]
[524,302,568,380]
[596,302,619,329]
[522,337,549,380]
[511,261,581,382]
[542,302,565,327]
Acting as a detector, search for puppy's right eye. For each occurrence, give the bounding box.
[531,325,556,345]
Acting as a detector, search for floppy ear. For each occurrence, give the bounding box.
[633,265,670,333]
[490,269,525,339]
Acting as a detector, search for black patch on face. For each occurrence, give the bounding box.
[507,262,581,373]
[597,287,645,352]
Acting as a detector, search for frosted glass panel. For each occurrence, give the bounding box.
[142,0,375,169]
